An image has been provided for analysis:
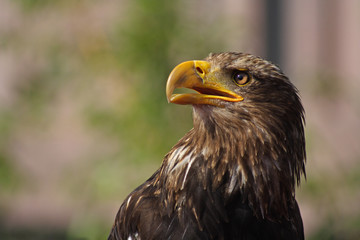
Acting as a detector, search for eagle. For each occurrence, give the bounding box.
[108,52,306,240]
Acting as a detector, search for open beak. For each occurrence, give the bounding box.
[166,60,243,107]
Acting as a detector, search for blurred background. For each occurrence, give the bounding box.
[0,0,359,239]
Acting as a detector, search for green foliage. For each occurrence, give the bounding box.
[0,227,69,240]
[309,215,360,240]
[0,113,18,190]
[68,215,110,240]
[86,0,224,166]
[0,152,18,190]
[345,163,360,190]
[14,0,62,11]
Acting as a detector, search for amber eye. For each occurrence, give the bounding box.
[233,71,250,86]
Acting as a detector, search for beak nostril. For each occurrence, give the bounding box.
[196,67,204,75]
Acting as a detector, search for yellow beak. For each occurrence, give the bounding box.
[166,60,243,107]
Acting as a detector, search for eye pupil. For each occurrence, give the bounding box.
[236,74,244,80]
[233,71,250,85]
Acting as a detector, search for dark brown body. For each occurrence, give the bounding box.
[109,170,304,240]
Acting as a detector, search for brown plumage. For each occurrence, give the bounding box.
[108,52,306,240]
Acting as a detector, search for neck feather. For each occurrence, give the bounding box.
[158,105,305,219]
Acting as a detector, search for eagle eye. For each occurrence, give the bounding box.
[232,71,250,86]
